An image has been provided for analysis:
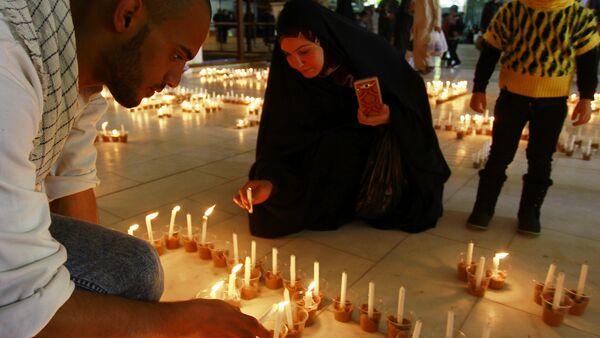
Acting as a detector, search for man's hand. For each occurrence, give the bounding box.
[233,180,273,211]
[49,188,98,223]
[38,290,270,338]
[470,92,487,114]
[572,98,592,126]
[358,104,390,126]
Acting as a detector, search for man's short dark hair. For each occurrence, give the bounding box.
[145,0,212,24]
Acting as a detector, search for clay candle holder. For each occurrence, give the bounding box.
[162,225,181,250]
[489,270,508,290]
[332,297,354,322]
[239,270,262,300]
[467,266,491,297]
[285,307,309,338]
[283,276,304,297]
[293,292,320,327]
[565,288,591,316]
[457,252,474,282]
[541,291,574,327]
[194,235,215,260]
[387,316,411,338]
[142,230,164,256]
[265,271,284,290]
[181,232,197,253]
[359,303,382,333]
[209,240,230,268]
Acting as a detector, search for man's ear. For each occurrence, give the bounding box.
[113,0,144,33]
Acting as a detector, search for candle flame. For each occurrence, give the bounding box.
[232,263,243,274]
[111,129,119,136]
[495,252,509,260]
[204,204,216,217]
[101,121,108,129]
[307,280,317,292]
[172,205,181,212]
[146,212,159,220]
[211,280,225,292]
[278,301,289,310]
[128,224,139,232]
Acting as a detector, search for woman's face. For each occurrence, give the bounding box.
[280,35,324,78]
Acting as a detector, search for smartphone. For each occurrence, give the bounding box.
[354,77,384,116]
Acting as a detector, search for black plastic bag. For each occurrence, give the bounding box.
[356,127,405,220]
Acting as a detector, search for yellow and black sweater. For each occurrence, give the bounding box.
[482,0,600,98]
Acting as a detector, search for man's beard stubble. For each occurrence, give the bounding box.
[104,24,150,108]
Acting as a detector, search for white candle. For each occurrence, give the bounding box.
[340,272,348,307]
[576,263,588,299]
[201,216,208,244]
[475,256,486,289]
[120,124,125,135]
[101,121,108,135]
[290,255,296,287]
[305,281,316,308]
[445,309,454,338]
[542,263,557,293]
[314,261,320,294]
[466,241,474,266]
[284,289,294,326]
[186,213,192,239]
[493,256,500,275]
[233,233,239,263]
[273,303,283,338]
[247,187,253,214]
[228,263,243,298]
[367,281,375,319]
[244,256,251,287]
[251,241,257,269]
[482,320,491,338]
[585,138,592,155]
[168,205,181,238]
[411,320,422,338]
[145,212,159,242]
[272,248,278,275]
[127,224,139,236]
[552,272,565,310]
[397,286,405,323]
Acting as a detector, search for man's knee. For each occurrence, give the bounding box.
[119,236,164,301]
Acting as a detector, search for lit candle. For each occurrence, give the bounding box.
[542,263,557,293]
[552,272,565,310]
[284,289,294,326]
[445,309,454,338]
[127,224,139,236]
[475,256,486,289]
[272,248,278,275]
[230,233,238,264]
[228,263,243,298]
[273,302,284,338]
[367,281,375,319]
[246,187,253,214]
[493,256,500,275]
[314,261,320,294]
[120,124,125,135]
[251,241,257,269]
[412,320,422,338]
[210,280,224,299]
[290,255,296,287]
[244,256,252,287]
[145,212,159,242]
[576,263,588,299]
[201,204,215,244]
[110,129,120,137]
[340,272,347,307]
[168,205,181,238]
[466,241,474,266]
[305,280,316,308]
[397,286,405,323]
[101,121,108,135]
[186,213,192,239]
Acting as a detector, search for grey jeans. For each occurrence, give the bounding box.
[49,214,164,301]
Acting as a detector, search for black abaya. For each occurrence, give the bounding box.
[248,0,450,238]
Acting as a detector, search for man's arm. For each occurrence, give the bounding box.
[572,46,599,126]
[470,41,502,113]
[38,289,270,338]
[50,188,98,223]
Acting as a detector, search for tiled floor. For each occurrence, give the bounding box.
[96,45,599,337]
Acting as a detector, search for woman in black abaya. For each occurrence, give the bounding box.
[234,0,450,238]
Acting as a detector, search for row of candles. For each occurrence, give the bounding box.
[426,81,469,104]
[98,122,128,143]
[472,141,491,169]
[434,111,494,138]
[557,130,599,160]
[458,241,591,329]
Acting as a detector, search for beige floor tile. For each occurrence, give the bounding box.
[95,172,141,197]
[188,177,249,215]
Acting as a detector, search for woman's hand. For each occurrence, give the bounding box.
[233,180,274,211]
[357,103,390,126]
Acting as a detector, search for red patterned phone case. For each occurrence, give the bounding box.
[354,77,383,116]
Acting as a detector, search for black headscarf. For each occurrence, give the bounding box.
[254,0,450,232]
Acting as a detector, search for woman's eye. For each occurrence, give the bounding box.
[172,54,183,61]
